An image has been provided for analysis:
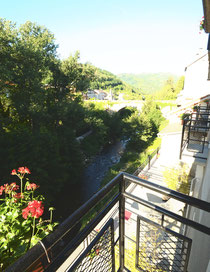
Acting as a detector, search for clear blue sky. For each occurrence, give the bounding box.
[1,0,208,75]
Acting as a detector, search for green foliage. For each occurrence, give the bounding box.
[118,73,184,100]
[0,19,93,208]
[163,163,191,194]
[123,100,163,149]
[155,76,185,100]
[61,51,95,92]
[156,101,177,109]
[80,102,133,158]
[0,168,58,270]
[159,119,169,131]
[180,113,191,120]
[101,137,162,188]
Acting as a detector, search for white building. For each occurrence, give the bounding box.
[177,49,210,107]
[85,89,108,100]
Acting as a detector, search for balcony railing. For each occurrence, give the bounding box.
[180,106,210,160]
[7,172,210,272]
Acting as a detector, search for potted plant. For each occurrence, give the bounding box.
[204,99,210,108]
[139,173,148,180]
[162,163,190,201]
[180,113,190,125]
[199,16,205,34]
[193,105,199,112]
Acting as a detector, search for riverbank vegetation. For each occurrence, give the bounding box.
[81,101,165,226]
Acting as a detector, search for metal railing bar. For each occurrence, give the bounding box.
[124,202,180,227]
[123,172,210,212]
[123,268,131,272]
[45,194,120,272]
[185,117,210,120]
[114,236,120,246]
[180,121,186,159]
[124,235,136,244]
[188,138,207,142]
[117,268,131,272]
[119,176,126,271]
[137,215,192,242]
[124,192,210,235]
[185,125,210,130]
[193,155,207,160]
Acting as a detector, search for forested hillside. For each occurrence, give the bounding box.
[118,73,180,95]
[90,67,143,100]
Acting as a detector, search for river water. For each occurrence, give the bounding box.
[81,139,127,202]
[55,139,127,221]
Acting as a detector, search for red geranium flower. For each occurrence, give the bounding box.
[22,200,44,219]
[0,185,4,195]
[18,167,31,174]
[10,182,19,191]
[4,183,19,194]
[24,167,31,174]
[95,248,100,255]
[18,167,25,174]
[11,169,17,175]
[14,193,24,199]
[22,207,29,219]
[27,183,39,191]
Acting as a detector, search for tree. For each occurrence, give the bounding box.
[0,19,58,128]
[155,76,185,100]
[61,51,95,93]
[175,76,185,94]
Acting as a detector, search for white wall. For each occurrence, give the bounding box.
[183,52,210,101]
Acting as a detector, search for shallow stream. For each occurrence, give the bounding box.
[81,139,127,202]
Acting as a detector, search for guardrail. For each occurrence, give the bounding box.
[133,146,161,176]
[7,172,210,272]
[180,107,210,159]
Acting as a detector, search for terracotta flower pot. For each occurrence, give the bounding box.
[162,195,170,202]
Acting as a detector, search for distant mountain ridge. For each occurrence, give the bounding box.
[117,73,180,94]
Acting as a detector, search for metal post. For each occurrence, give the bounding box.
[187,116,192,146]
[179,119,186,160]
[119,174,125,271]
[161,214,164,227]
[148,155,151,170]
[111,220,115,272]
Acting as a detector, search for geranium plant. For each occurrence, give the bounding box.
[0,167,58,270]
[139,173,148,180]
[199,16,205,34]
